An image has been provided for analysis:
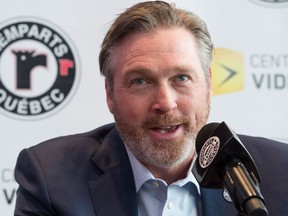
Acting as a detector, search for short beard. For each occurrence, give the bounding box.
[113,94,211,169]
[116,114,196,169]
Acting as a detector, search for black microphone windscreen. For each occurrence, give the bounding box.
[195,122,220,154]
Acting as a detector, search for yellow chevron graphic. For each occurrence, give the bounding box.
[211,48,244,95]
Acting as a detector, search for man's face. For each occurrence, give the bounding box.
[106,27,212,169]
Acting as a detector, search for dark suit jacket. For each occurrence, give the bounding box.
[14,123,288,216]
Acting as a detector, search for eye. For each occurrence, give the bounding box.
[126,78,150,88]
[132,78,146,85]
[175,74,190,82]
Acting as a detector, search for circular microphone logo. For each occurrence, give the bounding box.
[0,17,80,120]
[199,136,220,168]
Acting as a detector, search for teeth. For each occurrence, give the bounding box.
[158,125,177,133]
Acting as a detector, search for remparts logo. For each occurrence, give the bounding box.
[0,17,79,120]
[211,48,244,95]
[249,0,288,7]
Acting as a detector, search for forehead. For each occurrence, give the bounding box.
[114,27,196,55]
[110,27,202,74]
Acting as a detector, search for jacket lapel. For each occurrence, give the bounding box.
[201,187,237,216]
[88,128,138,216]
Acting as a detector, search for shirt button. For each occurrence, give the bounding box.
[167,202,174,209]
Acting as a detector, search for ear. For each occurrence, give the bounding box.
[105,79,114,114]
[208,67,213,96]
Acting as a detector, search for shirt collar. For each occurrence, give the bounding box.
[125,145,153,191]
[125,145,200,193]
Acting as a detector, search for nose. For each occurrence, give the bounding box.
[151,83,177,114]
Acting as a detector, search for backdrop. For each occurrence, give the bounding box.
[1,0,288,214]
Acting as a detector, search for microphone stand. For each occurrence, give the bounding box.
[223,159,268,216]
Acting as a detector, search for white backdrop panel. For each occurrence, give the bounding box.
[0,0,287,215]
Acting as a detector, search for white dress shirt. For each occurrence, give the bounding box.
[125,146,201,216]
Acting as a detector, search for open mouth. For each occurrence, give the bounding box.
[151,125,180,134]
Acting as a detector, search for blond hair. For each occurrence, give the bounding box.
[99,1,213,88]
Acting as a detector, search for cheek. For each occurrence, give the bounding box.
[113,94,148,120]
[180,89,210,114]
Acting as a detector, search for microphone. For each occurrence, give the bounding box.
[192,121,268,216]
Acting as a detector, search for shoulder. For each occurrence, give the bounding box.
[18,123,117,168]
[237,135,288,214]
[238,134,288,179]
[30,123,116,152]
[238,134,288,155]
[14,123,118,215]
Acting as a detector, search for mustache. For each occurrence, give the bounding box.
[142,114,190,128]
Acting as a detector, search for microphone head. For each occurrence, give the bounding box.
[192,121,261,188]
[195,122,220,154]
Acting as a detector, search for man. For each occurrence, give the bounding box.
[14,1,288,216]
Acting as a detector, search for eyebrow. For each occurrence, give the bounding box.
[124,65,197,78]
[123,67,153,79]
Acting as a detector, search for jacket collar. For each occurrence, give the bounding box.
[89,128,138,216]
